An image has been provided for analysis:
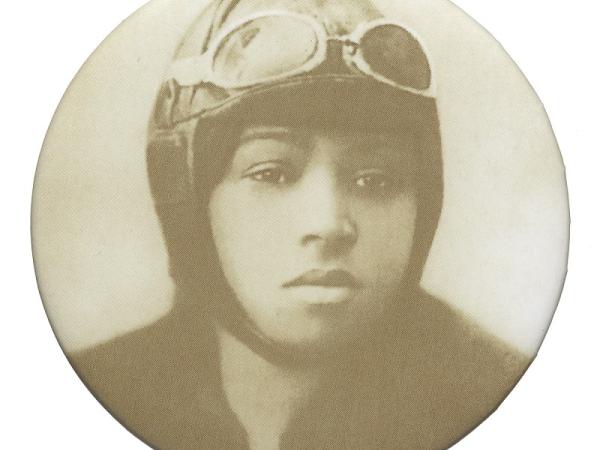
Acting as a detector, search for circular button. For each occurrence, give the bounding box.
[32,1,569,449]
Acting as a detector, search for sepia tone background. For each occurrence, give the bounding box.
[32,0,569,356]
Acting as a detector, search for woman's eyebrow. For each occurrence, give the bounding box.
[346,134,415,162]
[238,126,308,148]
[349,133,407,149]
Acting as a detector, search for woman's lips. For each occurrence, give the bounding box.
[282,270,361,306]
[282,269,361,289]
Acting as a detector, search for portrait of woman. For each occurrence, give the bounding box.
[38,0,556,448]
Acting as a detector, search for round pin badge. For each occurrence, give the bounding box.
[32,0,569,449]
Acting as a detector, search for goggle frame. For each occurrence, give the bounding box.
[168,11,436,98]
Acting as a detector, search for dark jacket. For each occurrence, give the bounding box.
[69,290,529,450]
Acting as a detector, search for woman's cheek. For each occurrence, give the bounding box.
[355,198,417,281]
[210,182,291,281]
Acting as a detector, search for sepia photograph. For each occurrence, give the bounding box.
[19,0,580,449]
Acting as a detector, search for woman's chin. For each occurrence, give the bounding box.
[263,324,368,360]
[246,303,389,361]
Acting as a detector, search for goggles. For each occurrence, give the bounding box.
[169,11,435,98]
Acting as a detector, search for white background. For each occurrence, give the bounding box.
[1,0,598,449]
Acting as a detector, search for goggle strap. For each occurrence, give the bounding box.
[202,0,244,53]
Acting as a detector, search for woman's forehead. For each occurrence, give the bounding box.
[236,124,417,162]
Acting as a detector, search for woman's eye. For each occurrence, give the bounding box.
[354,171,393,192]
[244,163,289,184]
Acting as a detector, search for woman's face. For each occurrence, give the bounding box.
[208,124,418,353]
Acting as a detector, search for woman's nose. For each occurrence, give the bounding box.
[294,166,358,252]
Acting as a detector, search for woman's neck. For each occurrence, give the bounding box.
[216,325,323,450]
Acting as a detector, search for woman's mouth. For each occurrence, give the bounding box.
[282,269,361,305]
[282,269,361,288]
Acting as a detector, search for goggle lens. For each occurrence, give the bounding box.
[359,24,431,90]
[213,16,319,86]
